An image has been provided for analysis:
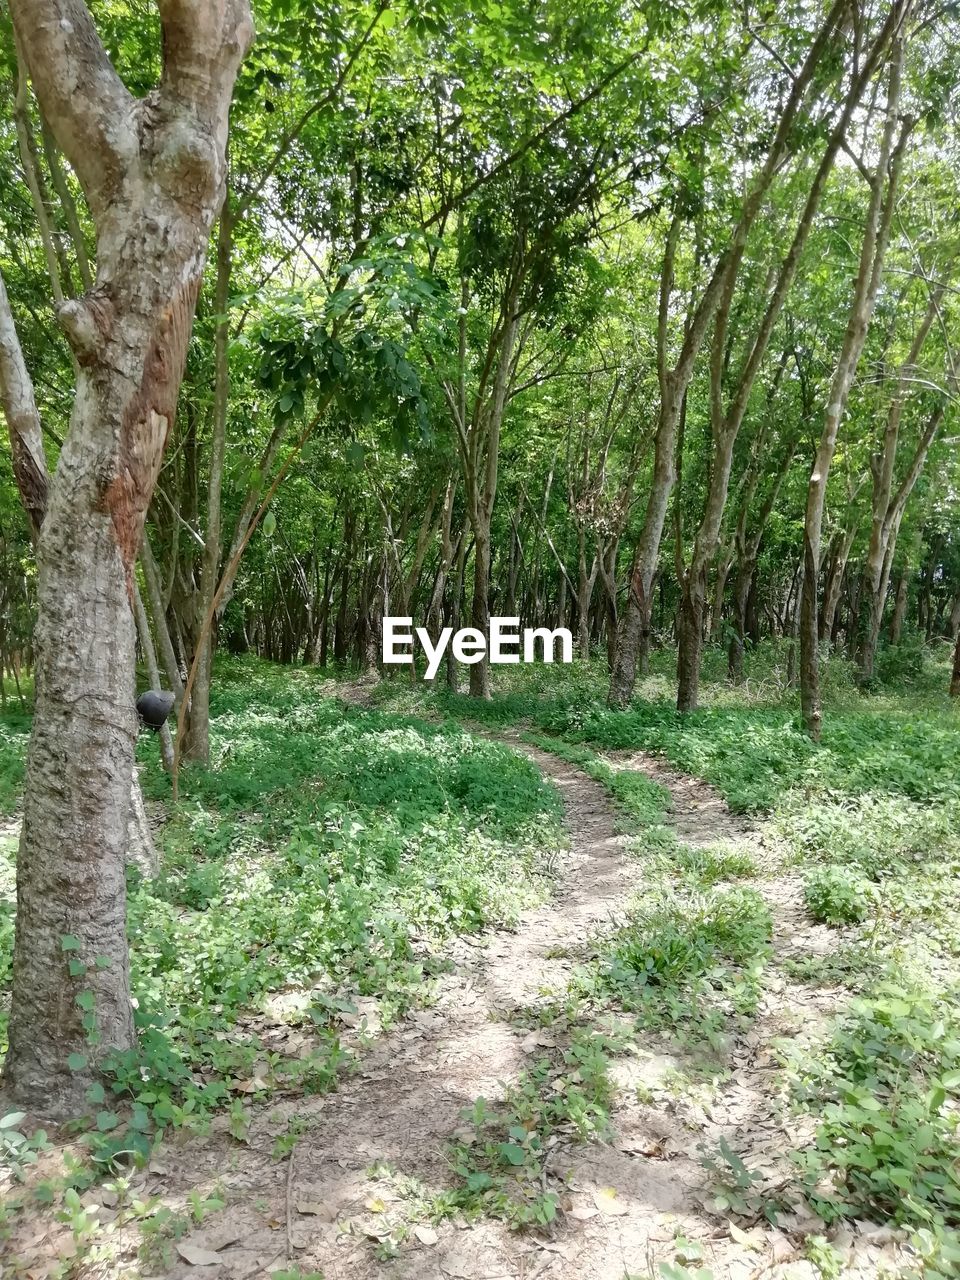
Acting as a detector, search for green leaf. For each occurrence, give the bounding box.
[0,1111,26,1129]
[66,1053,88,1072]
[60,935,81,952]
[96,1111,119,1132]
[499,1141,526,1166]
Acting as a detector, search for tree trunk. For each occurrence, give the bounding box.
[609,372,682,706]
[708,551,732,642]
[951,625,960,698]
[469,529,492,698]
[3,0,251,1116]
[676,567,706,712]
[334,510,355,665]
[727,557,756,683]
[611,2,849,709]
[889,569,909,644]
[182,200,234,761]
[800,39,908,738]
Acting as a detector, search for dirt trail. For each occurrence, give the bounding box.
[95,731,899,1280]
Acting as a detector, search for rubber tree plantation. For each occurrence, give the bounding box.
[2,1,960,1278]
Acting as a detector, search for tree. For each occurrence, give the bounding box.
[1,0,252,1116]
[799,29,910,739]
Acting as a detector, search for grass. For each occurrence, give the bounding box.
[4,639,960,1273]
[0,656,565,1151]
[377,639,960,1268]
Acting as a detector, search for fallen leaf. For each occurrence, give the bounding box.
[364,1197,386,1213]
[176,1244,224,1266]
[729,1222,762,1249]
[414,1225,439,1245]
[521,1030,557,1053]
[592,1186,629,1216]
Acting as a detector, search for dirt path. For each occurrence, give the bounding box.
[95,732,902,1280]
[141,737,646,1280]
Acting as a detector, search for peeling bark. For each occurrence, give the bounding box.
[3,0,252,1116]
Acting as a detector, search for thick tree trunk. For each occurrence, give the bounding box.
[3,0,251,1115]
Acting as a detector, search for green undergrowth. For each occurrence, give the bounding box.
[519,729,674,839]
[404,652,960,1267]
[447,1030,616,1228]
[0,707,30,816]
[374,643,960,814]
[0,657,565,1178]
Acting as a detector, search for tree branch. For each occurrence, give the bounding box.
[9,0,136,221]
[158,0,254,125]
[0,270,49,538]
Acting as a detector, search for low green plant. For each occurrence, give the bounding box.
[450,1032,614,1227]
[673,843,758,885]
[803,1233,844,1280]
[803,866,874,926]
[0,1111,51,1181]
[789,984,960,1238]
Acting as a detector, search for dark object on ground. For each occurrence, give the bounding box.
[137,689,175,730]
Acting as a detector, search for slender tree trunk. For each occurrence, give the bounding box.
[469,529,492,697]
[611,2,849,709]
[182,200,234,761]
[676,566,706,712]
[609,371,683,705]
[800,39,908,738]
[447,535,468,691]
[889,569,909,644]
[334,510,355,665]
[951,626,960,698]
[709,552,732,642]
[727,557,756,683]
[821,521,859,644]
